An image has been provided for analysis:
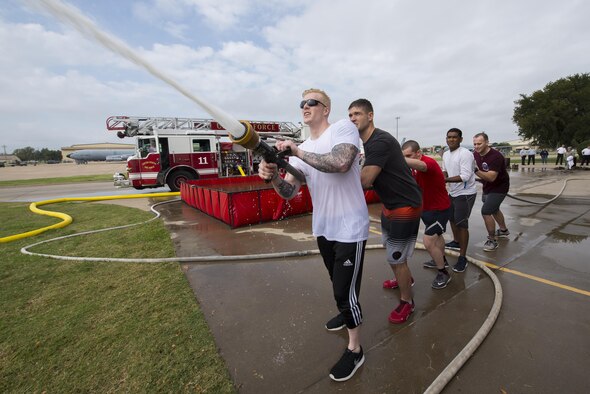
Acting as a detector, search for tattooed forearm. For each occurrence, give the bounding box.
[300,143,358,173]
[274,177,298,199]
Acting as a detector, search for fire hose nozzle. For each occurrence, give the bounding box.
[229,121,260,150]
[229,121,305,183]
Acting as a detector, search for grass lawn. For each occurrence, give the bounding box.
[0,202,235,393]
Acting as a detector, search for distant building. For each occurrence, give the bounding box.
[0,154,22,166]
[505,139,537,153]
[61,142,135,162]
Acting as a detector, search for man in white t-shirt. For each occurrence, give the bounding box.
[258,88,369,382]
[527,147,536,166]
[556,145,567,166]
[442,128,477,272]
[520,147,527,166]
[581,145,590,166]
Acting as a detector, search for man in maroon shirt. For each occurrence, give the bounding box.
[472,132,510,251]
[402,140,452,289]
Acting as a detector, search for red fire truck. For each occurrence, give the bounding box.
[106,116,302,191]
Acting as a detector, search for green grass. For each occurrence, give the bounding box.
[0,174,113,187]
[0,202,235,393]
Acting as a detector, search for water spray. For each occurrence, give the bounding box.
[31,0,304,182]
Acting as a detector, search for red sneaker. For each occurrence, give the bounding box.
[388,300,415,324]
[382,277,415,289]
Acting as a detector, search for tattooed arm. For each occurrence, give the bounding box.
[276,140,359,174]
[258,159,303,200]
[299,143,359,173]
[271,171,302,200]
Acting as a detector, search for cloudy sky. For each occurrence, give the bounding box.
[1,0,588,153]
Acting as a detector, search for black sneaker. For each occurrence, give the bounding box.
[452,256,468,273]
[423,258,449,269]
[445,240,460,250]
[329,347,365,382]
[432,271,451,289]
[325,314,346,331]
[495,228,510,238]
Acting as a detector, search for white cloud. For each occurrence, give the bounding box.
[162,22,191,41]
[132,0,186,22]
[139,43,214,70]
[2,0,589,153]
[0,21,114,68]
[132,0,252,31]
[181,0,248,30]
[259,0,590,143]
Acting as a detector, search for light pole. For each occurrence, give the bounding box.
[395,116,400,140]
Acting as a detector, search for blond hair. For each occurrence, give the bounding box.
[302,88,331,109]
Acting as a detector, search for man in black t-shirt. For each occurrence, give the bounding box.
[349,98,422,324]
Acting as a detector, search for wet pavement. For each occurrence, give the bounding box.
[157,168,590,394]
[2,167,589,393]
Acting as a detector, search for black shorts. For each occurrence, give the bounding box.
[421,208,450,236]
[449,194,476,229]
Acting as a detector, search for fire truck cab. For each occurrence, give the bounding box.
[107,116,301,191]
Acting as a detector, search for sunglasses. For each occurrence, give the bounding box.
[299,99,326,109]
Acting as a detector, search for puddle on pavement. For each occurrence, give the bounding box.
[548,219,590,244]
[519,218,542,226]
[540,223,590,273]
[236,227,316,242]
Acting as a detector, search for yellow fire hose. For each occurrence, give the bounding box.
[0,192,179,243]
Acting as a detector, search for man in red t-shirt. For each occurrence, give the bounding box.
[402,140,452,289]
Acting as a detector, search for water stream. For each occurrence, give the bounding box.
[31,0,246,138]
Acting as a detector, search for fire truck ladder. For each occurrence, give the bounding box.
[106,116,301,140]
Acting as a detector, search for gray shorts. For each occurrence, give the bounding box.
[481,193,507,215]
[449,194,476,229]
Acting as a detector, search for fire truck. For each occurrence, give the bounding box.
[106,116,302,191]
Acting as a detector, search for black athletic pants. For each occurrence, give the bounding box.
[556,154,564,165]
[317,236,366,329]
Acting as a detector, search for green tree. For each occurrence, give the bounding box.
[513,73,590,149]
[42,148,62,161]
[12,147,62,162]
[13,146,35,161]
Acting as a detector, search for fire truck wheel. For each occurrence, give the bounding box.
[167,169,196,192]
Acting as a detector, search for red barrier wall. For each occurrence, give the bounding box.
[180,175,376,228]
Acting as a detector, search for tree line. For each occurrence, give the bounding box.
[513,73,590,151]
[11,147,62,162]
